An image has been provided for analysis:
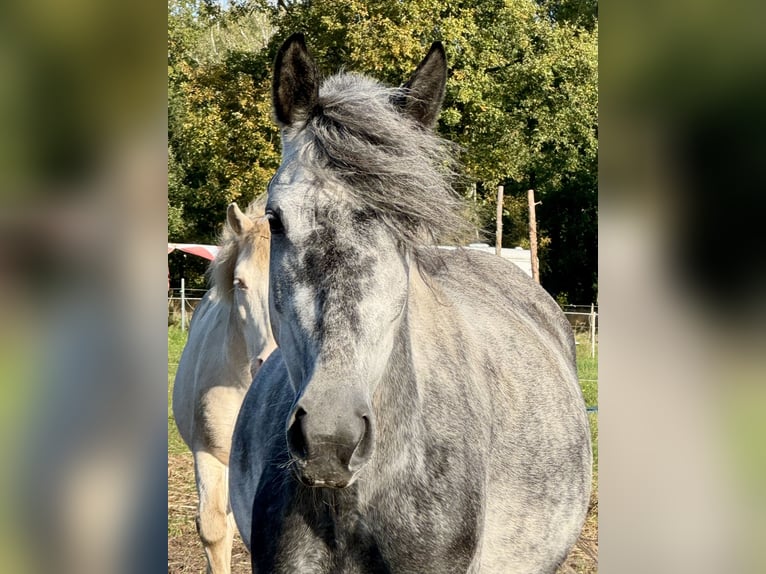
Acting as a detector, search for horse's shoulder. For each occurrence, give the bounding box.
[229,348,293,551]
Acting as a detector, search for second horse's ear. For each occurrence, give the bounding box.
[394,42,448,129]
[272,33,320,127]
[227,202,253,235]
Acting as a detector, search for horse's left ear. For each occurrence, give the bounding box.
[395,42,447,129]
[227,202,253,235]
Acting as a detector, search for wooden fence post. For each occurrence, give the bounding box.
[528,189,540,283]
[590,303,596,358]
[496,185,503,256]
[180,277,186,332]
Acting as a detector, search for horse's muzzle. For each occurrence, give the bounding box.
[286,407,374,488]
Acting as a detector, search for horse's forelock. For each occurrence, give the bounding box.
[302,73,474,256]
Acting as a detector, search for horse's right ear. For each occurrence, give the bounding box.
[227,202,253,235]
[272,33,320,127]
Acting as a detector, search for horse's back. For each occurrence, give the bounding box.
[428,248,577,393]
[435,248,575,363]
[420,248,591,572]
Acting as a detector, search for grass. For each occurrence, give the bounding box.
[568,332,599,573]
[168,326,599,573]
[575,331,599,475]
[168,325,187,455]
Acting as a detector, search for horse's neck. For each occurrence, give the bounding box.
[369,267,436,469]
[223,284,271,357]
[374,317,420,432]
[200,292,252,388]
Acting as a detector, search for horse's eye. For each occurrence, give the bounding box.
[265,209,284,235]
[233,277,247,290]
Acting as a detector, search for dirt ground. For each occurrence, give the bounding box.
[168,452,597,573]
[168,452,251,573]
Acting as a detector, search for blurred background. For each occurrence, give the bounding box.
[600,0,766,571]
[0,0,167,573]
[0,0,763,572]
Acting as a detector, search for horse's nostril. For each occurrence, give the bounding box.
[359,415,370,445]
[287,408,308,460]
[287,406,374,480]
[349,415,374,471]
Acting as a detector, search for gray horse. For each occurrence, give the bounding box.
[229,34,591,574]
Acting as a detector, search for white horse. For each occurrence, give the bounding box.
[172,201,275,574]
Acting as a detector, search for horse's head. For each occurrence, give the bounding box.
[213,201,275,366]
[266,34,459,488]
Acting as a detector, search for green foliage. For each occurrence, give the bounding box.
[168,0,279,245]
[167,0,597,303]
[167,146,190,239]
[539,168,598,303]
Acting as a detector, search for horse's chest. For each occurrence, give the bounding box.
[260,486,479,574]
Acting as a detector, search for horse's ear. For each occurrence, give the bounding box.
[395,42,447,129]
[227,202,253,235]
[272,33,320,127]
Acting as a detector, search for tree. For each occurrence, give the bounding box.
[271,1,598,303]
[442,4,597,303]
[167,0,598,302]
[168,0,279,241]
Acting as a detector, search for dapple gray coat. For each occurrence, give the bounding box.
[229,34,591,574]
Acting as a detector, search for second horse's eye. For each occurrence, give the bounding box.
[233,277,247,290]
[265,209,285,235]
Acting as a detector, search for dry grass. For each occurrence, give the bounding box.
[168,452,251,573]
[557,478,599,573]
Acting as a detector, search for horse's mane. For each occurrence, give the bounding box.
[301,73,475,254]
[208,197,269,302]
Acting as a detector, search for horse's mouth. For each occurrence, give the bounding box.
[301,477,350,489]
[291,461,358,489]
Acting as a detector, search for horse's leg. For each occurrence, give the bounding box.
[194,450,234,574]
